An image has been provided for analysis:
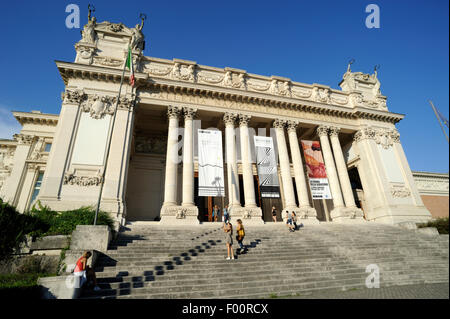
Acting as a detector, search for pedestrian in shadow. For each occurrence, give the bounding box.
[285,211,294,232]
[236,219,246,254]
[223,204,230,223]
[271,206,277,222]
[213,205,220,222]
[223,220,235,260]
[292,212,298,230]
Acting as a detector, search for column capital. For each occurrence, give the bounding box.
[353,127,376,143]
[329,126,341,137]
[273,119,286,129]
[183,107,197,120]
[286,120,299,133]
[13,133,34,145]
[223,112,238,126]
[167,106,181,119]
[316,125,329,137]
[238,114,251,126]
[61,89,86,105]
[389,128,400,143]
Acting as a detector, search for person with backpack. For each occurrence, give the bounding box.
[236,219,245,253]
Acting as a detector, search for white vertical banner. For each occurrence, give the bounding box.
[254,136,280,197]
[198,129,225,197]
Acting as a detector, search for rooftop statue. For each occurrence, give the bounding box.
[81,4,96,44]
[131,14,146,50]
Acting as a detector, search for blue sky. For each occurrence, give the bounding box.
[0,0,448,172]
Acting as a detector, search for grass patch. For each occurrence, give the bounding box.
[417,217,449,234]
[0,273,53,299]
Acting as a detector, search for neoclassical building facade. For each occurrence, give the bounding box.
[0,17,436,229]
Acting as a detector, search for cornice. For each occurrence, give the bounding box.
[55,60,149,86]
[56,60,403,125]
[12,111,59,126]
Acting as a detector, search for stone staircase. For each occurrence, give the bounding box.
[80,222,449,299]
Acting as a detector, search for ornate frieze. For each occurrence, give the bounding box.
[172,62,195,82]
[63,173,103,186]
[313,87,331,104]
[223,71,245,89]
[93,56,123,67]
[390,185,411,198]
[80,94,115,119]
[106,22,125,33]
[28,138,45,160]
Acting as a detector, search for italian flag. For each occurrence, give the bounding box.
[126,48,135,87]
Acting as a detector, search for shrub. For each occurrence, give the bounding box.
[29,202,115,237]
[0,199,48,260]
[418,217,449,234]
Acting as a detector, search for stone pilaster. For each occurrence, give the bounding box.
[329,126,363,220]
[39,90,84,206]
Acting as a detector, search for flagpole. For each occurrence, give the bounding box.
[93,47,130,225]
[429,100,449,143]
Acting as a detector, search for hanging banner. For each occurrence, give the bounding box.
[300,140,332,199]
[254,136,280,198]
[198,129,225,197]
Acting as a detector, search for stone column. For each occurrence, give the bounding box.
[181,107,196,207]
[329,126,363,219]
[224,113,241,209]
[239,115,257,208]
[316,125,346,220]
[287,121,317,220]
[238,114,262,223]
[161,106,180,209]
[273,119,298,217]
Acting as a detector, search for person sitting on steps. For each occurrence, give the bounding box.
[73,251,101,291]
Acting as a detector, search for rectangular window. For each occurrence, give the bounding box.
[44,143,52,152]
[30,172,44,204]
